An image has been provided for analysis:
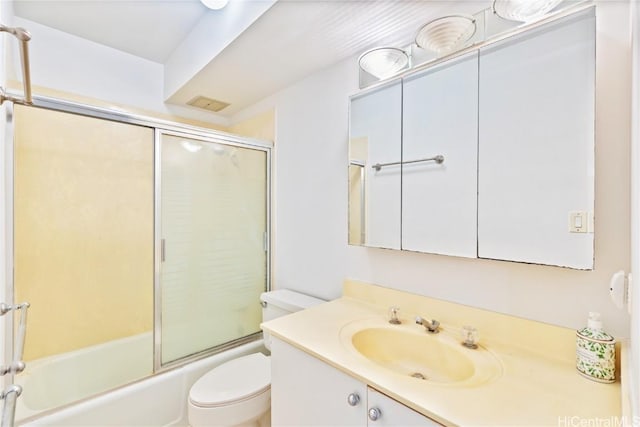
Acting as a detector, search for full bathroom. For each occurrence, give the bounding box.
[0,0,638,426]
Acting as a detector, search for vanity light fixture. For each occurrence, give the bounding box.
[415,15,476,56]
[492,0,563,22]
[200,0,229,10]
[358,47,409,80]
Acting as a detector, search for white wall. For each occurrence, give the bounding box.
[233,2,632,338]
[9,17,229,127]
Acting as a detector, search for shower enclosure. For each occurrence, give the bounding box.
[4,98,271,423]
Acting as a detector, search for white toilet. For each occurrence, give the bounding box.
[188,289,324,427]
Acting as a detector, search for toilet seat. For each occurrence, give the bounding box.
[189,353,271,408]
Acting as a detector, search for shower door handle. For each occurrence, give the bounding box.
[161,239,166,263]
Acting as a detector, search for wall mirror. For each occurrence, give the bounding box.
[348,7,595,270]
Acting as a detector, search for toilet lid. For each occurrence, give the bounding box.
[190,353,271,408]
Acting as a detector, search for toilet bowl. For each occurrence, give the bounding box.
[187,289,324,427]
[188,353,271,427]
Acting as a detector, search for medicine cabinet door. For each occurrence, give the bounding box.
[401,51,479,258]
[349,81,402,250]
[477,9,595,269]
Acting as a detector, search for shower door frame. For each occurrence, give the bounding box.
[2,102,16,392]
[3,94,272,389]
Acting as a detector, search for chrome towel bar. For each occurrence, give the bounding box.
[372,155,445,171]
[0,385,22,427]
[0,24,32,106]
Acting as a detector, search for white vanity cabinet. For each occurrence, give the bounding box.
[270,338,442,426]
[349,81,402,250]
[271,337,366,425]
[401,51,479,257]
[477,11,595,269]
[366,388,442,427]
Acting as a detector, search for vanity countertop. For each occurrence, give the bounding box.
[261,280,621,426]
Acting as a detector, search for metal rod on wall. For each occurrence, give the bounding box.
[372,155,445,172]
[0,24,32,106]
[0,385,22,427]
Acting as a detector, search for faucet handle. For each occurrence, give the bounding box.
[461,325,479,349]
[388,306,401,324]
[415,316,440,333]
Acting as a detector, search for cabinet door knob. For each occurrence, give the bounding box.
[368,407,382,421]
[346,393,360,406]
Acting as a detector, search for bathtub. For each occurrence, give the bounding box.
[16,334,264,426]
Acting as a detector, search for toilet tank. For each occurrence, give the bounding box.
[260,289,324,350]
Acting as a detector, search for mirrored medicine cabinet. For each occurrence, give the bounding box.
[348,7,595,270]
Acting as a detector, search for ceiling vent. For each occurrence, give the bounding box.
[187,96,230,112]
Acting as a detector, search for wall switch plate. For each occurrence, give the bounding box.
[568,211,588,233]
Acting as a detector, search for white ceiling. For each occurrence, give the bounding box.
[13,0,209,63]
[12,0,492,117]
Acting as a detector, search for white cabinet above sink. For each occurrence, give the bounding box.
[348,7,596,270]
[401,52,478,258]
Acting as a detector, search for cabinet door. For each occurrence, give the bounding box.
[271,338,366,426]
[477,10,595,269]
[401,52,479,257]
[367,388,442,426]
[349,81,402,249]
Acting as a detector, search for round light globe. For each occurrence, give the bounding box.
[201,0,229,10]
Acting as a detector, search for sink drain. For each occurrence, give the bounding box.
[410,372,427,380]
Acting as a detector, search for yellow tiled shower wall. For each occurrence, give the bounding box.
[14,105,154,361]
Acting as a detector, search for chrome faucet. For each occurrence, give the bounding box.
[415,316,440,333]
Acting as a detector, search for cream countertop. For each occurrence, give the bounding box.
[261,281,621,426]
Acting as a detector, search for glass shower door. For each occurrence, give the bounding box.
[12,105,154,420]
[158,132,268,366]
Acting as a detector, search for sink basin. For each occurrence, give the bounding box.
[352,328,476,383]
[341,320,502,386]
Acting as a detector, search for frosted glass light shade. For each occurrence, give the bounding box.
[415,15,476,56]
[358,47,409,80]
[201,0,229,10]
[493,0,563,22]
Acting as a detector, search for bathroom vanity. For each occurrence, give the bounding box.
[271,338,441,426]
[262,281,621,426]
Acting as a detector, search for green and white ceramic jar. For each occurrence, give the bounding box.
[576,312,616,383]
